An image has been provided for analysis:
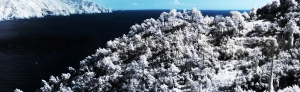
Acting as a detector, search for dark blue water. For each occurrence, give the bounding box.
[0,10,248,92]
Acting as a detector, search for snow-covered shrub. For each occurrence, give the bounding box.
[14,89,23,92]
[278,85,300,92]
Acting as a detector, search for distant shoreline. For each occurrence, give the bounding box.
[114,9,250,11]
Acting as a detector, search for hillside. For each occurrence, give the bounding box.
[0,0,112,21]
[18,0,300,91]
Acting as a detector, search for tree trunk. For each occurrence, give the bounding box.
[255,60,259,74]
[288,33,294,49]
[268,58,274,92]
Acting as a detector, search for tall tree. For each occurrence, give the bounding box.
[284,20,300,49]
[261,38,279,92]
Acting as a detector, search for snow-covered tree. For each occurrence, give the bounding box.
[261,37,279,92]
[34,2,300,91]
[283,20,300,48]
[190,8,203,23]
[249,7,257,20]
[230,11,246,36]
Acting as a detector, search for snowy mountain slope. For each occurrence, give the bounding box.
[0,0,112,21]
[20,0,300,92]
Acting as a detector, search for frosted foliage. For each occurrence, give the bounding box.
[242,12,250,20]
[230,11,245,22]
[49,76,59,83]
[61,73,71,80]
[200,16,214,25]
[40,80,52,91]
[289,0,298,6]
[14,89,23,92]
[169,63,180,73]
[169,9,177,17]
[278,85,300,92]
[190,8,203,23]
[249,7,257,20]
[37,1,300,91]
[59,83,72,92]
[96,49,109,57]
[285,20,300,34]
[0,0,112,21]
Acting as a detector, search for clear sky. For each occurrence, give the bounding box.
[92,0,274,10]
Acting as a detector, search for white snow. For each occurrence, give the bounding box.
[0,0,112,21]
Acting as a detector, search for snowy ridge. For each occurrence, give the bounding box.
[18,0,300,92]
[0,0,112,21]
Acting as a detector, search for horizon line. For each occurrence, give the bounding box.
[113,9,251,11]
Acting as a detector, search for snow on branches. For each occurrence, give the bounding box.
[37,1,300,91]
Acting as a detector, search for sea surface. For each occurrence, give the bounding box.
[0,10,249,92]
